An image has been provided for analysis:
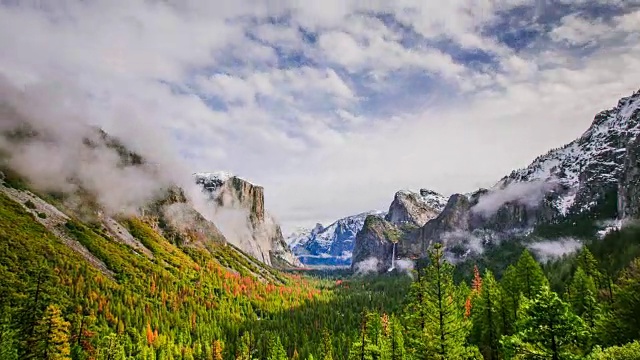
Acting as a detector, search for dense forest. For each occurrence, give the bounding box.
[2,178,640,359]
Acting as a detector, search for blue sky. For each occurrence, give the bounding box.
[1,0,640,232]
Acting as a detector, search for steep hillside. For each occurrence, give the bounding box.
[287,211,385,266]
[195,172,301,268]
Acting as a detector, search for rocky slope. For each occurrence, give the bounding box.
[352,88,640,270]
[287,211,385,266]
[195,172,301,268]
[350,189,447,271]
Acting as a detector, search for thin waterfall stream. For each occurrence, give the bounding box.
[388,242,396,272]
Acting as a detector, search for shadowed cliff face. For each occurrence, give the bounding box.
[350,216,398,272]
[195,173,301,267]
[619,135,640,219]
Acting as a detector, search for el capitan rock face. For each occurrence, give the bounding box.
[195,172,301,267]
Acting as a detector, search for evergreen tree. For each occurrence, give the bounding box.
[19,264,54,359]
[349,312,380,360]
[267,335,288,360]
[568,267,600,327]
[471,270,502,360]
[576,249,603,287]
[416,243,471,359]
[97,333,126,360]
[212,340,224,360]
[603,258,640,345]
[0,322,18,360]
[502,287,589,359]
[34,304,71,360]
[237,332,255,360]
[516,250,548,299]
[403,270,428,358]
[500,265,520,336]
[321,329,333,360]
[381,315,405,360]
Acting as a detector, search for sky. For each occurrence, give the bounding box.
[1,0,639,233]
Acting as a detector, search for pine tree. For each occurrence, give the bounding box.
[502,287,589,359]
[516,250,548,299]
[418,243,471,359]
[381,315,405,360]
[403,270,428,358]
[349,311,380,360]
[97,333,126,360]
[237,332,254,360]
[576,249,603,288]
[500,265,520,336]
[568,267,600,327]
[321,329,333,360]
[471,270,502,360]
[20,264,53,359]
[471,265,483,295]
[0,321,18,360]
[603,258,640,345]
[212,340,224,360]
[267,335,288,360]
[34,304,71,360]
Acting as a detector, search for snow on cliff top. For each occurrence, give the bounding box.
[194,171,234,182]
[397,189,448,212]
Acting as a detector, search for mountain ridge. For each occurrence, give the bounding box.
[351,88,640,271]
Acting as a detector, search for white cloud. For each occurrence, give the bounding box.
[528,238,583,263]
[472,180,559,217]
[1,0,639,234]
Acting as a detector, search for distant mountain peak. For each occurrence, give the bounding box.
[287,210,386,266]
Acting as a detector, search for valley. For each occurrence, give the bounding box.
[0,88,640,359]
[2,1,640,357]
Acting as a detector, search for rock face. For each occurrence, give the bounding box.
[288,211,385,266]
[195,172,301,267]
[386,189,447,227]
[351,216,399,272]
[350,189,446,270]
[619,135,640,218]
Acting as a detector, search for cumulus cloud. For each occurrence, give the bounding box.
[472,180,558,217]
[528,238,583,263]
[1,1,640,232]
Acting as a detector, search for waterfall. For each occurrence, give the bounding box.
[388,242,396,272]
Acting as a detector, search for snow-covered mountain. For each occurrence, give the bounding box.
[287,211,385,266]
[500,90,640,217]
[352,88,640,271]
